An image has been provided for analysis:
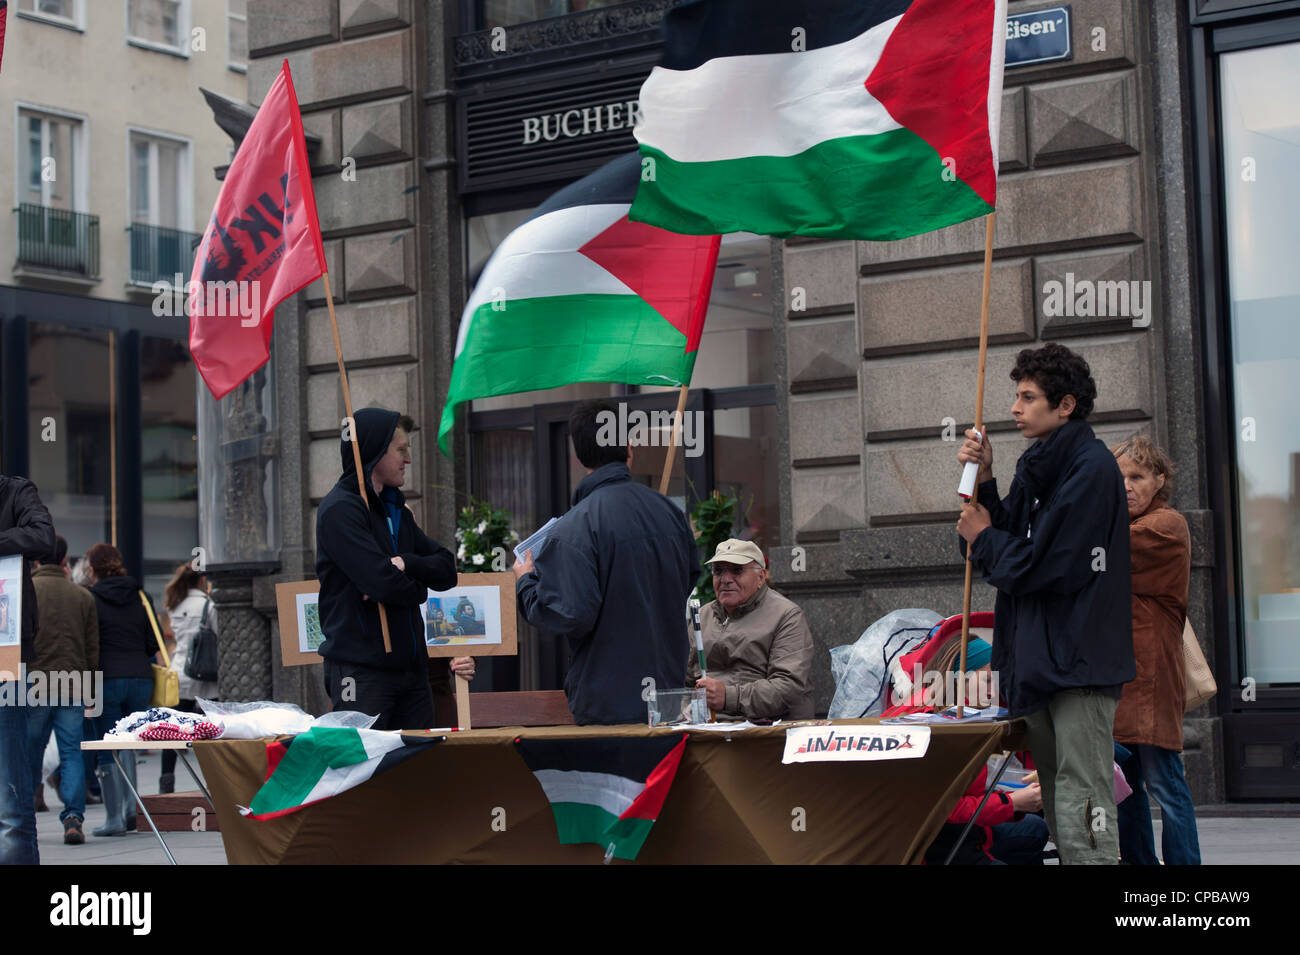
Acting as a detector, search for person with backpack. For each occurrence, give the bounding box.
[158,563,218,794]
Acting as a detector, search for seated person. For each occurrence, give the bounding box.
[916,639,1049,865]
[688,539,814,721]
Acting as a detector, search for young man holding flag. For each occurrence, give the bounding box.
[316,410,472,730]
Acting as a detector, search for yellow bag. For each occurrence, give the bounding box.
[141,591,180,708]
[1183,618,1217,712]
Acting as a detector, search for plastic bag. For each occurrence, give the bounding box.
[196,699,377,738]
[828,609,944,718]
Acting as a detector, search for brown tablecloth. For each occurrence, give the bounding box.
[194,719,1026,864]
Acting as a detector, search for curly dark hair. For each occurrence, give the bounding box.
[1010,343,1096,420]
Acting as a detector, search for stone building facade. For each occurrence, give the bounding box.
[206,0,1300,804]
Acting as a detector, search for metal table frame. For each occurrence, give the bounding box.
[80,740,218,865]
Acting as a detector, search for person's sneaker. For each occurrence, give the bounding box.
[34,784,48,813]
[63,816,84,845]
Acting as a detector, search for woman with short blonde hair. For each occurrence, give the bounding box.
[1110,434,1201,865]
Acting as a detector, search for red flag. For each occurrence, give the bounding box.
[189,60,326,399]
[1,2,9,74]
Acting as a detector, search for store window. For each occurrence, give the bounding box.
[140,336,199,599]
[476,0,626,30]
[1220,39,1300,686]
[26,322,113,563]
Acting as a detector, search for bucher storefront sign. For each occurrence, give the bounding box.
[521,100,642,145]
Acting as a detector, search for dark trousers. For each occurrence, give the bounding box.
[323,659,435,731]
[0,696,38,864]
[160,699,200,776]
[1117,744,1202,865]
[991,814,1050,865]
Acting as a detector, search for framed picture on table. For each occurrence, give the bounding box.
[275,572,518,667]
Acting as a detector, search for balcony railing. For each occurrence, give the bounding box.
[128,222,202,287]
[16,203,100,277]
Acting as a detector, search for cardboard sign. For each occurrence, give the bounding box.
[782,725,931,764]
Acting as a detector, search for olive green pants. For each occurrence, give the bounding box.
[1023,688,1119,865]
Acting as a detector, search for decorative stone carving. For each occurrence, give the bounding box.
[453,0,674,67]
[211,574,273,702]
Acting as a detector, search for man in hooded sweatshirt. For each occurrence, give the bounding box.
[955,343,1134,865]
[316,409,468,730]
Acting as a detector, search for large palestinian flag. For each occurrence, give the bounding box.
[239,727,441,820]
[515,733,687,861]
[438,152,720,454]
[630,0,1007,240]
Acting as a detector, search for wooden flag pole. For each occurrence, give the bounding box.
[323,271,392,654]
[958,212,996,709]
[658,384,690,496]
[109,330,117,548]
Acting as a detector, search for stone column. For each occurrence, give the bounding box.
[209,571,273,702]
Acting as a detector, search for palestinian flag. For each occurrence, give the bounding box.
[630,0,1007,240]
[515,733,687,861]
[239,727,441,820]
[438,152,720,454]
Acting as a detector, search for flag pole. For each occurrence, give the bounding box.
[109,330,117,548]
[958,212,996,710]
[323,271,393,654]
[658,384,690,495]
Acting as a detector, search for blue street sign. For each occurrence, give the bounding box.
[1006,5,1072,68]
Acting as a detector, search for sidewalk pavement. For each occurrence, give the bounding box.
[34,752,1300,865]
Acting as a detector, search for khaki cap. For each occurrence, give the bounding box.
[705,538,765,567]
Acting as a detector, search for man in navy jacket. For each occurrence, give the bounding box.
[317,409,469,730]
[513,400,699,724]
[957,343,1134,865]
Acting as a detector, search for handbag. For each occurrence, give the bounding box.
[184,597,220,684]
[1183,618,1217,711]
[140,590,180,708]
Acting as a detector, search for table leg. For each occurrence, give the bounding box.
[113,750,177,866]
[943,751,1013,866]
[176,750,217,812]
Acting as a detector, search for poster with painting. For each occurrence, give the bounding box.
[275,573,517,666]
[0,555,22,647]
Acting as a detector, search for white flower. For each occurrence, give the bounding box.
[471,553,485,566]
[456,546,466,561]
[455,530,464,541]
[475,521,488,535]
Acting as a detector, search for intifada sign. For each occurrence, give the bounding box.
[515,8,1073,146]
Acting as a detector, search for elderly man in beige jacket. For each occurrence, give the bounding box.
[687,539,814,720]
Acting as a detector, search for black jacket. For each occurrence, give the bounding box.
[965,419,1136,716]
[0,476,56,664]
[91,576,159,681]
[517,462,700,725]
[316,408,457,671]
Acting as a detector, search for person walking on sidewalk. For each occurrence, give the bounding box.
[0,473,56,865]
[158,563,219,794]
[84,544,158,837]
[26,535,98,845]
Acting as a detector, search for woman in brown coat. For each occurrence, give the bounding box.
[1111,436,1201,865]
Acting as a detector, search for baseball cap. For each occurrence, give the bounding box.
[705,538,765,567]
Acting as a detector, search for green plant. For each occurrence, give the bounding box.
[454,496,519,573]
[690,489,739,602]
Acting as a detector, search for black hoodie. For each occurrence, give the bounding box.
[90,575,159,681]
[315,408,457,670]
